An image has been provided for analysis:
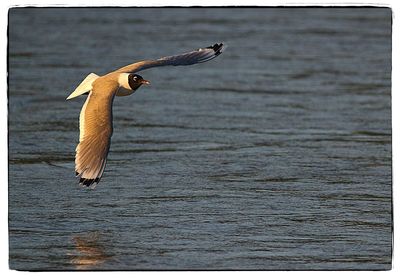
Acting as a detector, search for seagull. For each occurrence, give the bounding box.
[67,43,225,188]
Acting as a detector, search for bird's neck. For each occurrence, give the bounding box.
[117,73,131,90]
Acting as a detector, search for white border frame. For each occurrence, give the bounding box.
[1,1,397,278]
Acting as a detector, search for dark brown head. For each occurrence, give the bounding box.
[128,74,150,91]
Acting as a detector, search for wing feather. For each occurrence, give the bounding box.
[75,78,118,188]
[113,43,225,74]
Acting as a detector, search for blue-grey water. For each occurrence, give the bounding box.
[8,8,392,270]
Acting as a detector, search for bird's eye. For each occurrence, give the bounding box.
[133,76,137,81]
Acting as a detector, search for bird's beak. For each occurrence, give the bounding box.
[141,79,150,85]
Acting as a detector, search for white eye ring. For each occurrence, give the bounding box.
[133,76,137,80]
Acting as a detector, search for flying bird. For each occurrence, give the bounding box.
[67,43,225,188]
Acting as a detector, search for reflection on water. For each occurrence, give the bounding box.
[69,232,111,270]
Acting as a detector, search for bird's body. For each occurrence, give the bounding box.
[68,43,225,188]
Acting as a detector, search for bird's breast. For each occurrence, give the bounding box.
[115,87,135,97]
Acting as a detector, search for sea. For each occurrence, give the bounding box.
[8,7,392,270]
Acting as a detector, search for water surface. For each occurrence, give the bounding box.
[8,7,392,270]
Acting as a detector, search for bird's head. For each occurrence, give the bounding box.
[128,74,150,91]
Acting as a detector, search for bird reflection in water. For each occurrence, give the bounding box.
[69,231,111,270]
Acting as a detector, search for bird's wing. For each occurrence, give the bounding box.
[113,43,225,74]
[75,79,118,188]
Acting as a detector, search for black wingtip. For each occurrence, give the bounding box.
[207,43,225,55]
[79,177,100,188]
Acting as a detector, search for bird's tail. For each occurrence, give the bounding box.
[66,73,99,100]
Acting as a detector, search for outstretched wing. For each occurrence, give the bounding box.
[113,43,225,74]
[75,78,119,188]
